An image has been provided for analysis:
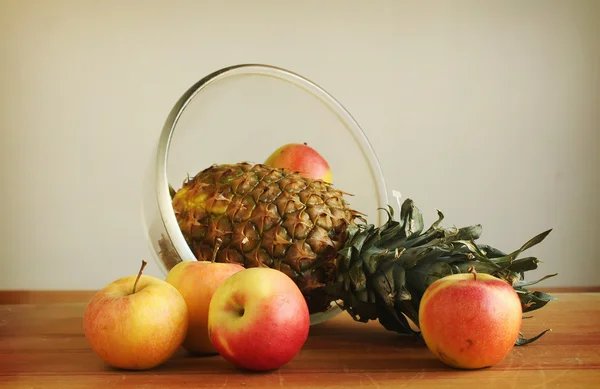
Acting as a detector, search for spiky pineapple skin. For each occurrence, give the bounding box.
[172,162,361,313]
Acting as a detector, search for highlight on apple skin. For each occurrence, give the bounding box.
[264,142,332,183]
[418,271,523,370]
[166,260,245,355]
[207,267,311,371]
[83,264,189,370]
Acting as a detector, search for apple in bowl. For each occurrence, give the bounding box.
[264,142,332,183]
[418,269,523,369]
[208,267,310,371]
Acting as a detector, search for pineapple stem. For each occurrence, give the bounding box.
[132,260,148,294]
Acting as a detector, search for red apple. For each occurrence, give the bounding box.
[418,270,523,369]
[264,142,332,183]
[166,260,244,355]
[83,261,188,370]
[207,267,310,371]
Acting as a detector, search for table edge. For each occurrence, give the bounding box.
[1,288,599,304]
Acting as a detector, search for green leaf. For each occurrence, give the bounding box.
[401,199,424,238]
[337,247,353,273]
[515,329,552,346]
[507,257,541,273]
[348,261,367,292]
[376,305,417,335]
[351,225,375,254]
[514,273,558,288]
[406,261,454,294]
[399,228,445,249]
[452,261,505,274]
[401,209,445,249]
[518,290,557,312]
[363,250,386,276]
[493,229,552,265]
[455,225,483,241]
[428,209,445,231]
[476,244,508,258]
[393,267,411,300]
[371,264,396,308]
[453,240,500,269]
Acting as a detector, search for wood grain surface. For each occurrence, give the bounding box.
[1,292,599,388]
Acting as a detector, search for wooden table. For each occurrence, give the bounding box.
[1,292,599,388]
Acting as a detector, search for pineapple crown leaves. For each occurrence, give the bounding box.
[327,198,556,345]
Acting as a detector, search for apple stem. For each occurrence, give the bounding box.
[467,265,477,281]
[211,238,223,263]
[132,260,148,294]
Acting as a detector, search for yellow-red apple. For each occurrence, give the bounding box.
[208,267,310,371]
[83,261,188,370]
[166,260,244,355]
[418,270,523,369]
[264,142,332,183]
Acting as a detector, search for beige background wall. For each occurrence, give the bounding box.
[1,0,598,290]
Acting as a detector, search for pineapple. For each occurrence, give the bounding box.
[167,162,555,343]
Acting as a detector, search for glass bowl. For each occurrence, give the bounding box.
[141,64,389,325]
